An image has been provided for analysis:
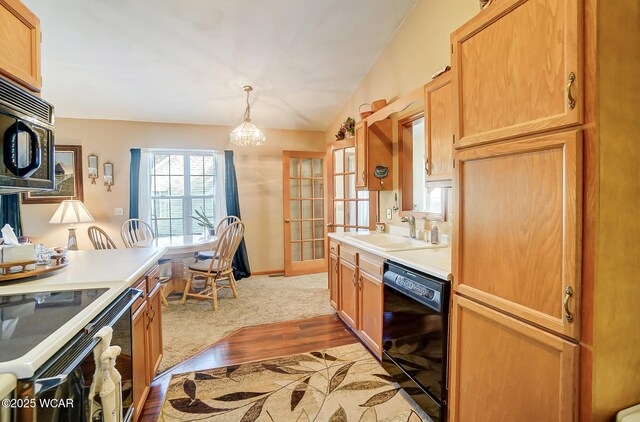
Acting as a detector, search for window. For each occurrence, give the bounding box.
[331,145,373,232]
[150,151,217,237]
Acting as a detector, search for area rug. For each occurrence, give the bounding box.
[160,272,336,372]
[160,342,430,421]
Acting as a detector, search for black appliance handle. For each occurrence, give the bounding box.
[3,120,41,178]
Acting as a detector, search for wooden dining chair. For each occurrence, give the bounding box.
[87,226,117,250]
[181,221,245,311]
[121,219,155,248]
[194,215,241,262]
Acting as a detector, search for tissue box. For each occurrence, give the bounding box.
[0,244,36,274]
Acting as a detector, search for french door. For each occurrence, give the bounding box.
[326,139,377,234]
[283,151,327,276]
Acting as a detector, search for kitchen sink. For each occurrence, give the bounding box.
[344,232,446,252]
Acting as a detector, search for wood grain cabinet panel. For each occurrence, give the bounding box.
[338,259,358,328]
[355,121,368,189]
[147,286,163,377]
[453,130,582,339]
[451,0,582,148]
[0,0,41,92]
[329,253,339,309]
[131,303,149,422]
[425,72,454,181]
[449,295,579,422]
[358,271,383,355]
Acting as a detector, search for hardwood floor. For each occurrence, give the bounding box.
[139,314,357,421]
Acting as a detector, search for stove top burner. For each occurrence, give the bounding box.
[0,288,108,362]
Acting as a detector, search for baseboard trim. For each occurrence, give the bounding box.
[251,269,285,276]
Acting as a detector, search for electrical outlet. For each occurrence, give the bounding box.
[386,208,392,220]
[114,208,124,216]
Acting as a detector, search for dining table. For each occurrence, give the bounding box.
[150,234,218,297]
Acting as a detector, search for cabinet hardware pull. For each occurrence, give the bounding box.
[425,158,429,175]
[327,222,334,227]
[352,274,356,285]
[563,286,574,322]
[567,72,576,110]
[284,219,291,223]
[359,276,363,289]
[362,171,365,181]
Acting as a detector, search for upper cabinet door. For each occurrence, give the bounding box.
[453,129,582,339]
[451,0,582,148]
[425,72,454,181]
[355,121,367,189]
[0,0,41,92]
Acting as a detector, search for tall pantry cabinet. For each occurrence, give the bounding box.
[446,0,640,420]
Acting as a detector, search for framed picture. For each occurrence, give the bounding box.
[22,145,84,204]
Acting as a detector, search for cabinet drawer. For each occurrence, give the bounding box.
[329,240,339,256]
[131,278,147,314]
[339,244,357,265]
[146,265,161,292]
[359,253,384,280]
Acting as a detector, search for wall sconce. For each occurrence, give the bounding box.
[87,155,98,184]
[103,162,113,192]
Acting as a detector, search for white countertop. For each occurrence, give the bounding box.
[0,247,167,379]
[0,373,16,399]
[328,232,452,281]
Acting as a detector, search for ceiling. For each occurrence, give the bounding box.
[25,0,417,131]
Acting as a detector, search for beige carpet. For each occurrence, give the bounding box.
[161,342,429,421]
[160,272,337,372]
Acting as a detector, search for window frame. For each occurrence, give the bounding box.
[149,149,217,238]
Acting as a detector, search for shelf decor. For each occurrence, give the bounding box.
[335,117,355,140]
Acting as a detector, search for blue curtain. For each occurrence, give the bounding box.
[129,148,141,219]
[225,150,251,280]
[0,194,22,237]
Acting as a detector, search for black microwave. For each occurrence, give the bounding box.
[0,77,54,193]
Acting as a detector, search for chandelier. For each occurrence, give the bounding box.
[229,85,266,146]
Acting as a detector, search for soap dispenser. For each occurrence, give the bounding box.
[430,222,439,244]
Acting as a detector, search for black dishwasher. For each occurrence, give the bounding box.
[381,261,450,422]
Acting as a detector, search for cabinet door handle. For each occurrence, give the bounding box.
[351,274,356,285]
[425,157,429,176]
[563,286,574,323]
[567,72,576,110]
[359,276,363,289]
[361,171,365,181]
[284,219,291,223]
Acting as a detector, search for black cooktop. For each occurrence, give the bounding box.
[0,288,108,362]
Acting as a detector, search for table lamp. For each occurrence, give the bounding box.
[49,200,94,250]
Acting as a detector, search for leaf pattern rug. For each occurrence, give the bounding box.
[161,342,431,421]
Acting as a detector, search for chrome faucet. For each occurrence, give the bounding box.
[400,214,417,239]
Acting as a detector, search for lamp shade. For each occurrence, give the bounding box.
[229,120,266,146]
[49,200,94,224]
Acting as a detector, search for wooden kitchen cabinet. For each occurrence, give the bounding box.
[454,129,582,339]
[130,265,163,421]
[329,253,339,309]
[451,0,582,148]
[425,72,454,182]
[131,303,149,422]
[0,0,41,92]
[338,259,358,328]
[147,285,163,376]
[358,269,383,355]
[333,240,384,357]
[448,295,579,422]
[354,119,393,190]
